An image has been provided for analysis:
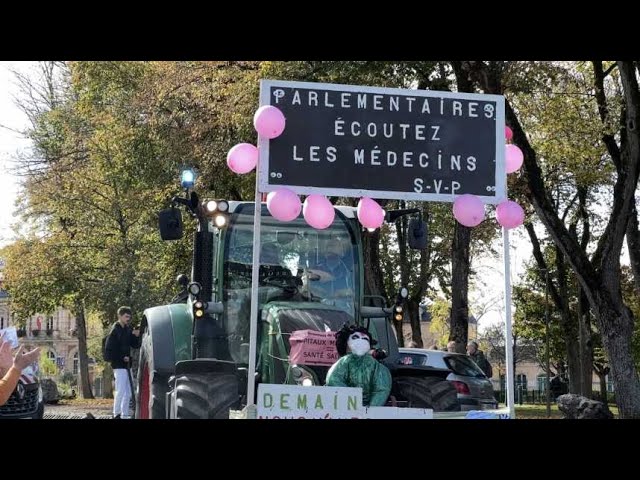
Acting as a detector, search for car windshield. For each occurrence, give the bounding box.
[444,355,487,378]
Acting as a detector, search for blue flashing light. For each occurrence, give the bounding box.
[180,169,196,188]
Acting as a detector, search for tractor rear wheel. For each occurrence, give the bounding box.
[394,376,461,412]
[136,330,169,419]
[173,372,240,419]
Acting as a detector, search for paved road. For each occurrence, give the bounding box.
[44,402,117,419]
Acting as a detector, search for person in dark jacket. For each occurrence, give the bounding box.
[467,341,493,378]
[105,306,141,419]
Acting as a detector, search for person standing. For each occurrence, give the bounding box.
[466,341,493,378]
[105,307,141,419]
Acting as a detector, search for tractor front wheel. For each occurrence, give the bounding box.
[393,376,461,412]
[136,329,169,419]
[172,373,240,419]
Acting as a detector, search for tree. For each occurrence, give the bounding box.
[460,61,640,417]
[4,62,197,397]
[478,322,538,381]
[428,296,451,349]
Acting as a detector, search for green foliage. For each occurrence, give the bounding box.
[39,350,57,377]
[58,370,77,387]
[513,280,566,370]
[9,60,627,380]
[428,296,451,347]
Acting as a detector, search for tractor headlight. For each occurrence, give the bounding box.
[188,282,202,296]
[213,214,228,228]
[202,199,230,228]
[291,365,315,386]
[180,168,196,189]
[193,300,207,318]
[394,304,403,322]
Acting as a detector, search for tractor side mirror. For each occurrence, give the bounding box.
[159,207,184,240]
[176,274,189,288]
[408,218,427,250]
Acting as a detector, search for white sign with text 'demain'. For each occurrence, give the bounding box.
[257,384,433,419]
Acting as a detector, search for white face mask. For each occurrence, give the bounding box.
[348,333,371,357]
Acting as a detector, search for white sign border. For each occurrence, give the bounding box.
[258,79,506,205]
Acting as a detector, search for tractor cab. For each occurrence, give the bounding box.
[136,178,459,419]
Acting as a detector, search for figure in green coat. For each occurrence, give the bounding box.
[326,324,391,406]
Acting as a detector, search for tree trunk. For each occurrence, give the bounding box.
[462,60,640,416]
[627,202,640,292]
[577,287,593,398]
[555,247,581,394]
[594,285,639,416]
[450,222,471,345]
[396,203,421,346]
[103,364,114,399]
[362,229,386,305]
[407,299,423,347]
[562,321,581,394]
[73,298,94,399]
[576,187,594,398]
[448,62,473,348]
[393,318,405,348]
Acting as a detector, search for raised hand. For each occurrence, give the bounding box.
[0,339,13,372]
[13,346,41,371]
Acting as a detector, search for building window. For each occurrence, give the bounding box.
[46,316,54,330]
[0,317,3,329]
[516,374,527,389]
[73,352,79,375]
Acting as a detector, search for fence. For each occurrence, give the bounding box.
[495,387,616,405]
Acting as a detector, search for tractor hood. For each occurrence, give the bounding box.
[262,302,352,336]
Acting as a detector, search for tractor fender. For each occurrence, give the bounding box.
[142,304,193,376]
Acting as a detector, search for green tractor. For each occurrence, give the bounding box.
[135,179,460,418]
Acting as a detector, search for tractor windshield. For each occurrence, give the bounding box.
[222,204,359,364]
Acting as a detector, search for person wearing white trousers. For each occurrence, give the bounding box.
[104,306,141,419]
[113,368,132,419]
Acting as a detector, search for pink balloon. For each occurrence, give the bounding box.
[226,143,258,174]
[453,194,485,227]
[303,195,335,230]
[267,188,301,222]
[505,126,513,142]
[505,144,524,174]
[357,197,385,229]
[496,200,525,229]
[254,105,286,139]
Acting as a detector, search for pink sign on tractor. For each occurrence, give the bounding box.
[288,330,339,366]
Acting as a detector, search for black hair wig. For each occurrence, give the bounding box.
[335,323,377,356]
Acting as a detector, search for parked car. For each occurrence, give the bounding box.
[0,367,45,419]
[398,348,498,411]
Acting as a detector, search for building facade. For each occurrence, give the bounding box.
[0,263,83,379]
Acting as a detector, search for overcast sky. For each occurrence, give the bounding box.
[0,61,32,248]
